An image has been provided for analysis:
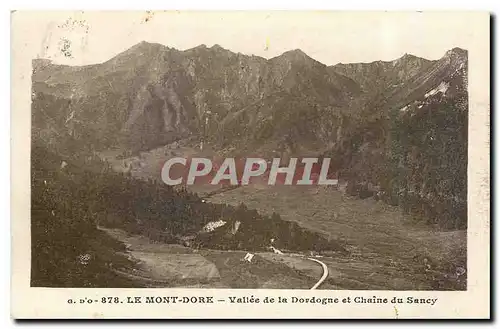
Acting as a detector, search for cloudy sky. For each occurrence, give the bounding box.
[16,11,486,66]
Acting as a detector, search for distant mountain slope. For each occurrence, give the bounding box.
[324,48,468,229]
[32,42,361,153]
[330,53,433,94]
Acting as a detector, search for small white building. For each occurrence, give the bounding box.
[202,219,227,232]
[243,253,254,263]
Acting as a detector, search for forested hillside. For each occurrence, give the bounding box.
[31,144,345,286]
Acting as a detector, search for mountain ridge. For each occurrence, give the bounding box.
[31,42,468,229]
[34,40,466,68]
[31,42,467,153]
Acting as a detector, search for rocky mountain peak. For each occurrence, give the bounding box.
[443,47,468,64]
[273,48,320,66]
[210,44,225,51]
[398,53,418,61]
[445,47,467,57]
[128,40,167,53]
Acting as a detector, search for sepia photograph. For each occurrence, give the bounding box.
[11,10,490,319]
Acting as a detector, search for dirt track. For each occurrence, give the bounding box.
[307,258,328,289]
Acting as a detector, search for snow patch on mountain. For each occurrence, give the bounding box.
[425,81,450,98]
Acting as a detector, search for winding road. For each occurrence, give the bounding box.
[306,257,329,290]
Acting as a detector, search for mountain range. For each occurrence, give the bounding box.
[31,42,468,229]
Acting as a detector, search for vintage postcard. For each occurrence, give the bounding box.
[11,11,490,319]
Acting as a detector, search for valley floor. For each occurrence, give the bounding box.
[207,185,467,290]
[102,227,325,289]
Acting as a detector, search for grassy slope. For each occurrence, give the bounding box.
[207,185,467,290]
